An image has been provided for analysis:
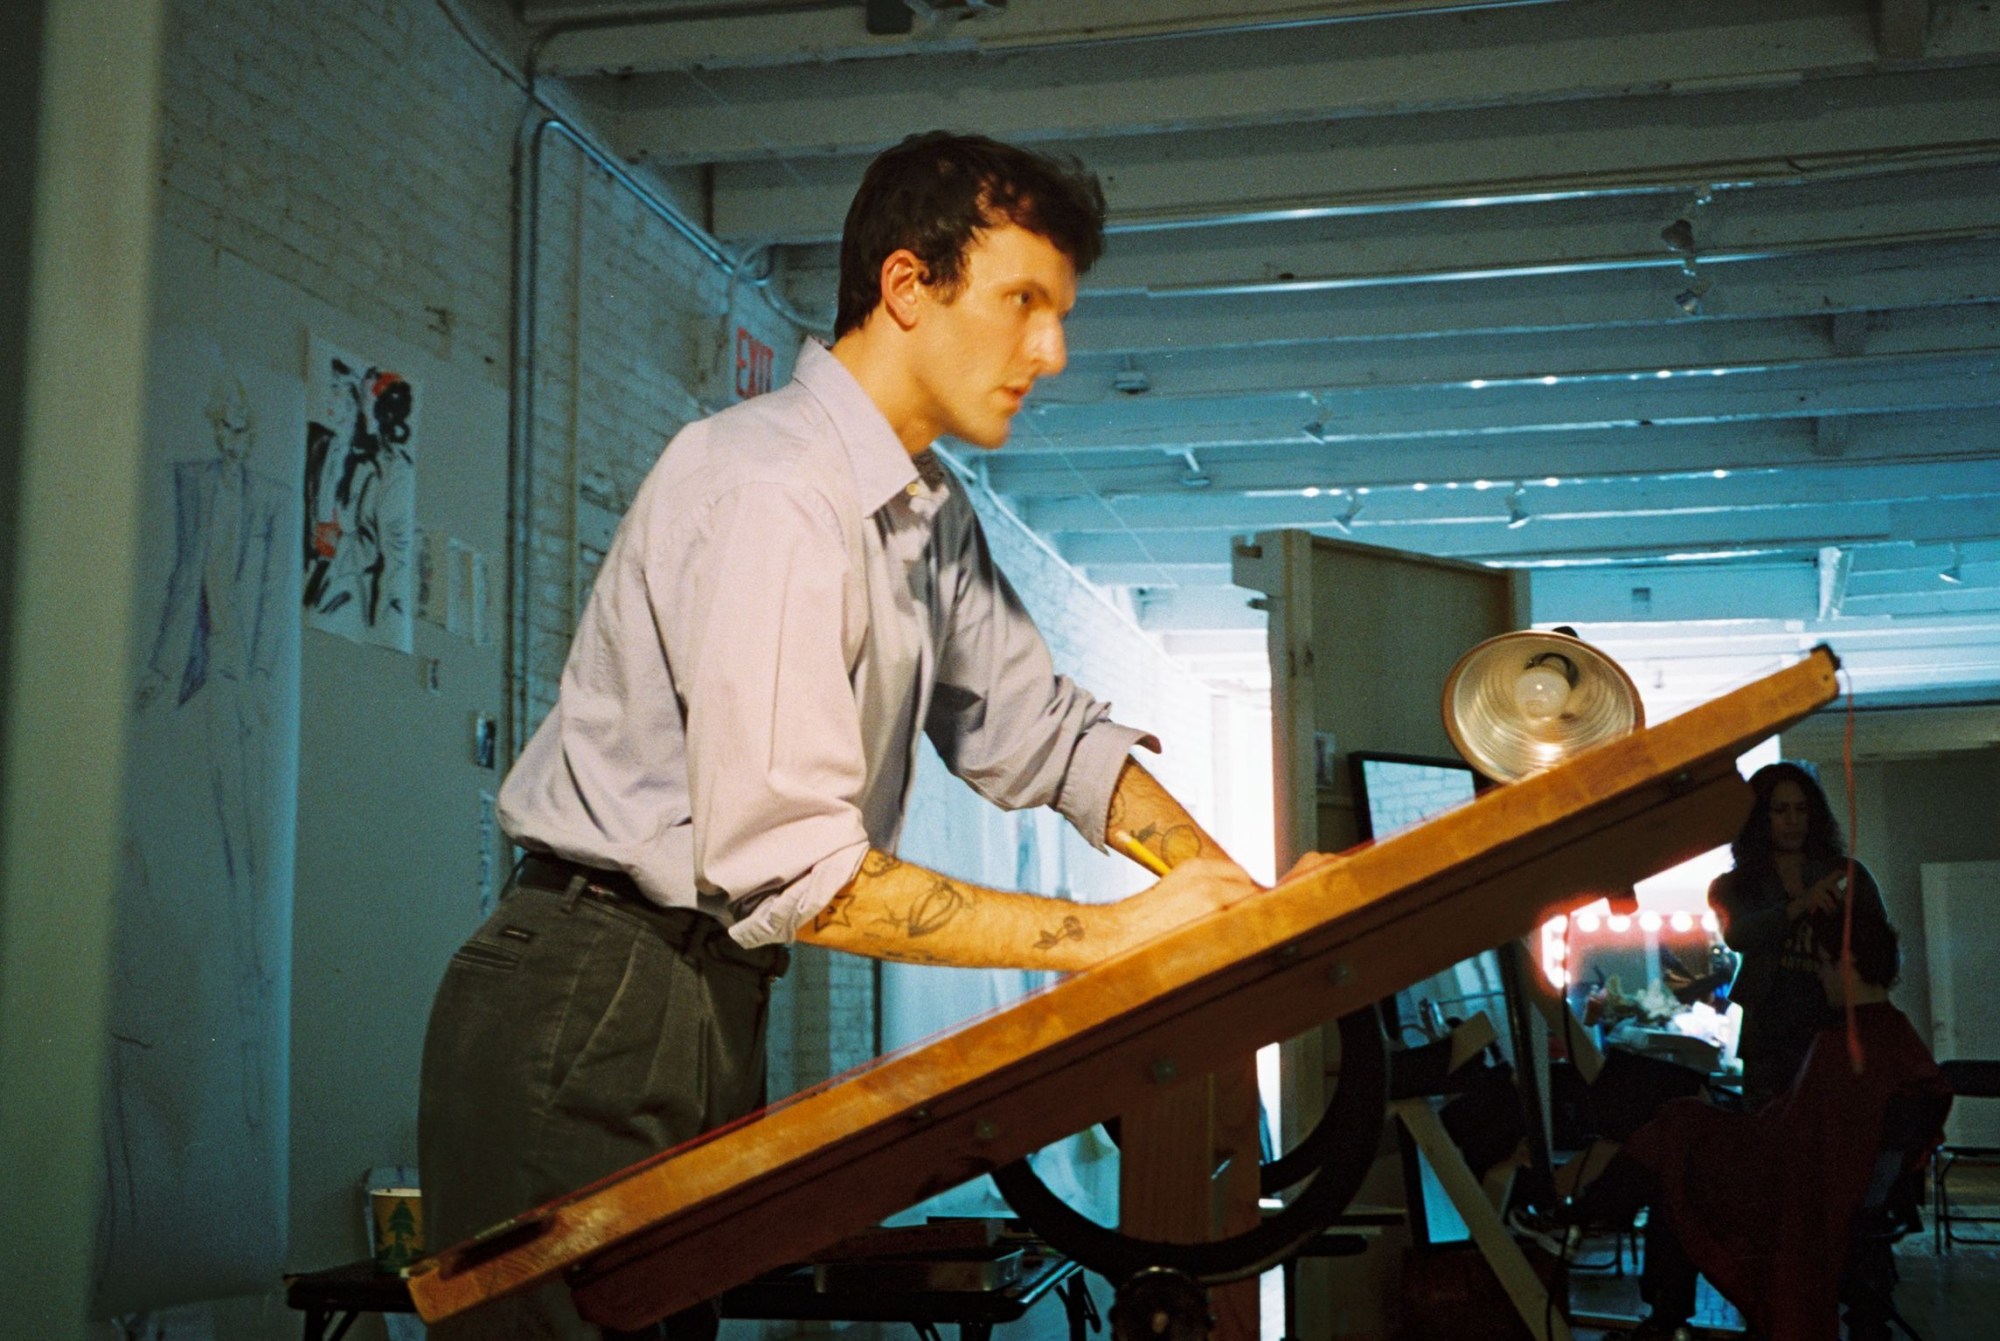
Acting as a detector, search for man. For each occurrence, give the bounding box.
[1571,907,1950,1341]
[419,131,1263,1340]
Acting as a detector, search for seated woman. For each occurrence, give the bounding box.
[1572,906,1950,1340]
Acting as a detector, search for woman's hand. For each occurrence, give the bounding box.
[1788,868,1845,919]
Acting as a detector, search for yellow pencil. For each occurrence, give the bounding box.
[1110,828,1172,877]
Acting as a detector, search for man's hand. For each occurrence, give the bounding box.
[1116,855,1263,951]
[1276,850,1342,886]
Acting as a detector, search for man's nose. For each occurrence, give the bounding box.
[1031,315,1067,377]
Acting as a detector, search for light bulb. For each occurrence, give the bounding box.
[1513,663,1572,721]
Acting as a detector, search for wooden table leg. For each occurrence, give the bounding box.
[1119,1053,1264,1341]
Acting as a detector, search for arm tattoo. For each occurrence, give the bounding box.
[812,888,857,933]
[1132,821,1204,866]
[860,850,902,879]
[899,874,975,938]
[1034,914,1085,951]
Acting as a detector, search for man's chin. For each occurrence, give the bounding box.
[958,422,1013,450]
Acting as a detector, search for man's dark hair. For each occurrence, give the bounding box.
[1809,904,1901,989]
[1731,760,1847,874]
[834,131,1107,338]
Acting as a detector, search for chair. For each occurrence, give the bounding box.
[1841,1086,1954,1341]
[1932,1059,2000,1252]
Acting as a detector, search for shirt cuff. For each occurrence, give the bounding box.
[1057,721,1159,853]
[726,838,870,949]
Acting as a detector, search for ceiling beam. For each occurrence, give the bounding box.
[1051,496,2000,566]
[774,160,2000,309]
[1022,459,2000,535]
[1056,241,2000,352]
[985,408,2000,498]
[710,64,2000,241]
[587,0,1986,166]
[1076,540,2000,596]
[1040,301,2000,407]
[532,0,1574,75]
[1012,349,2000,455]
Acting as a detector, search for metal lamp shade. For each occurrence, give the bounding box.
[1442,630,1644,782]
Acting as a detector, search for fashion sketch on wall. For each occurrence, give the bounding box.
[303,336,418,652]
[104,360,301,1314]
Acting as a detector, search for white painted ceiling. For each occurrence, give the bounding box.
[505,0,2000,708]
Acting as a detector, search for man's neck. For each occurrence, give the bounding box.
[830,327,937,457]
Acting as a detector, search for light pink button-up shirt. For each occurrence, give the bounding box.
[498,341,1151,948]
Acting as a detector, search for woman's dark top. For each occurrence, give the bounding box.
[1708,855,1885,1065]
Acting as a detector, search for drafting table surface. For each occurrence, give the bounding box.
[408,649,1838,1330]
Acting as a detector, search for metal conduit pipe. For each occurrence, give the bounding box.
[505,113,815,761]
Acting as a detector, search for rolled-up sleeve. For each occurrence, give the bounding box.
[654,482,871,946]
[924,516,1155,851]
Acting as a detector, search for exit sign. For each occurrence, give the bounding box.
[735,328,774,399]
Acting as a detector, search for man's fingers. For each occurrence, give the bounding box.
[1279,851,1340,884]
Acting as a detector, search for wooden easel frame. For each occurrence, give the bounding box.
[409,650,1839,1332]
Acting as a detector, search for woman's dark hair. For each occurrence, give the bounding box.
[1731,760,1846,873]
[834,131,1107,338]
[1808,905,1901,989]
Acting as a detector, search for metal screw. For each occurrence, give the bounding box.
[1330,962,1353,986]
[1150,1059,1179,1085]
[909,1107,931,1124]
[973,1119,999,1143]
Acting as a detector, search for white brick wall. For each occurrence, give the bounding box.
[158,0,515,376]
[144,6,1220,1331]
[976,492,1219,830]
[518,144,798,723]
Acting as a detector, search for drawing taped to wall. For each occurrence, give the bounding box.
[304,336,418,652]
[105,357,301,1314]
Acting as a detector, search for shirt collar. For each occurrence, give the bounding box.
[790,339,946,517]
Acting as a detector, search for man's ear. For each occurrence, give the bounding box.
[879,249,926,331]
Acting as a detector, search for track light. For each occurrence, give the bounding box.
[1941,542,1964,585]
[1506,484,1530,529]
[1177,448,1210,489]
[1329,492,1363,533]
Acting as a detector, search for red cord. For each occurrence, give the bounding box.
[1843,670,1863,1074]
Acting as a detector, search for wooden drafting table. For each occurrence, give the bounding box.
[408,648,1840,1331]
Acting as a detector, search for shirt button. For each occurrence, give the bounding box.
[906,481,921,496]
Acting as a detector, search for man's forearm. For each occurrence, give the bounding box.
[796,849,1129,971]
[1105,757,1227,872]
[795,761,1255,971]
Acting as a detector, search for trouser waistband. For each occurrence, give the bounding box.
[512,852,788,979]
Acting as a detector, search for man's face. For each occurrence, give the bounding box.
[908,222,1076,449]
[1767,779,1810,854]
